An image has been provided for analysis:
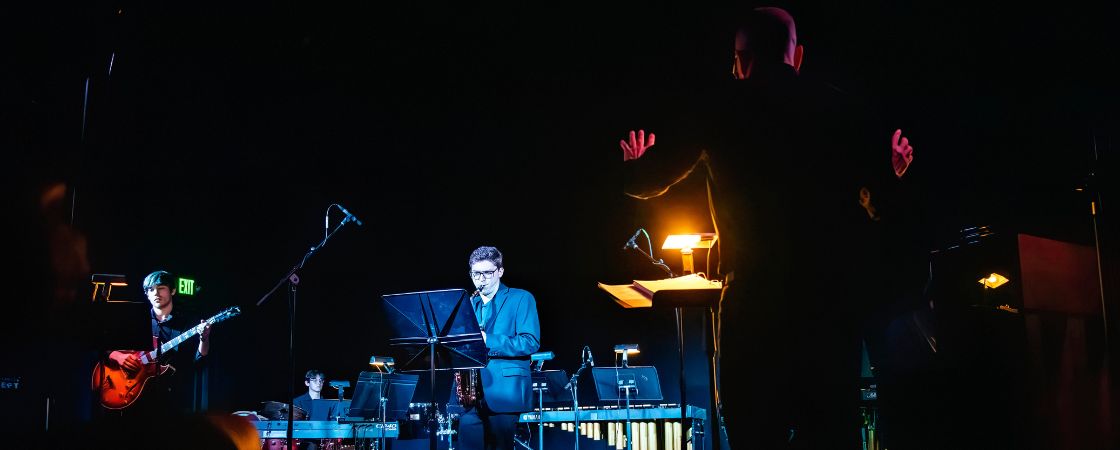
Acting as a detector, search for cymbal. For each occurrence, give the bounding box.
[259,401,308,420]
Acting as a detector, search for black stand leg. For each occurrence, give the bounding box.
[706,307,721,450]
[675,307,688,450]
[430,339,438,450]
[287,279,297,450]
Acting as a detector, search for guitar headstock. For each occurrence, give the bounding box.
[207,306,242,325]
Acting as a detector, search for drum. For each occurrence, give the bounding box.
[232,411,293,450]
[263,438,299,450]
[232,410,266,421]
[260,401,309,421]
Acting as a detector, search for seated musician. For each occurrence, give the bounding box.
[286,369,324,449]
[293,369,326,419]
[459,246,541,450]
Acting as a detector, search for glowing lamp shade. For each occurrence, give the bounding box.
[662,233,717,275]
[613,344,640,355]
[661,233,717,250]
[978,273,1010,289]
[614,344,639,367]
[369,356,396,372]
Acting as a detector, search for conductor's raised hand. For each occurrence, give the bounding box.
[619,129,656,161]
[891,128,914,178]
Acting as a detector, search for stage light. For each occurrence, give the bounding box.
[369,356,396,373]
[662,233,717,274]
[978,272,1010,289]
[91,273,129,302]
[614,344,640,367]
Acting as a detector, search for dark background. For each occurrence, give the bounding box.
[3,0,1118,447]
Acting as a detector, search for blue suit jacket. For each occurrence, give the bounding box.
[471,283,541,413]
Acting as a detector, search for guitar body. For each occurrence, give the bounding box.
[92,354,172,410]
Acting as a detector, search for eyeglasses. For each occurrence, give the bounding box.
[308,378,324,383]
[469,269,499,280]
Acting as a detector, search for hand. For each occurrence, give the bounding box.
[110,351,141,373]
[198,321,212,342]
[891,129,914,178]
[859,187,880,221]
[619,129,655,161]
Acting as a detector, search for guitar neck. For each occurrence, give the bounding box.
[142,325,200,362]
[142,308,237,362]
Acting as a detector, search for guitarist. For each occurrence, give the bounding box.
[106,270,212,415]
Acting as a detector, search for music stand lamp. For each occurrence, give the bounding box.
[365,358,400,450]
[370,355,395,443]
[614,344,639,368]
[661,234,717,275]
[329,380,351,401]
[531,351,554,450]
[615,345,639,450]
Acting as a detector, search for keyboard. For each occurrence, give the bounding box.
[254,420,399,439]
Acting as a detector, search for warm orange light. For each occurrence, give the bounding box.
[661,233,717,250]
[613,344,640,355]
[662,233,717,275]
[978,273,1010,289]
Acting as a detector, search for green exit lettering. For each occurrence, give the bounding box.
[178,278,195,296]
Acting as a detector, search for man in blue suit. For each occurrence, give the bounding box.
[460,246,541,450]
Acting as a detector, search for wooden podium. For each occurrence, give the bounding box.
[599,274,724,450]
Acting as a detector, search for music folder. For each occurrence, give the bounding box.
[598,273,722,308]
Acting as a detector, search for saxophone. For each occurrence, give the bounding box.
[455,288,484,407]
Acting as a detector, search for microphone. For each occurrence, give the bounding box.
[584,347,595,367]
[622,228,642,250]
[337,204,364,226]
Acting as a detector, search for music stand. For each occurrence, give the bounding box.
[346,371,418,450]
[531,370,571,450]
[592,367,663,450]
[532,370,573,405]
[384,288,487,450]
[348,371,420,421]
[600,281,723,450]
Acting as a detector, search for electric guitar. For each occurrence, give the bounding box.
[91,306,241,409]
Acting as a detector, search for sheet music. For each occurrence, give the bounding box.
[597,283,652,308]
[632,274,721,297]
[598,274,721,309]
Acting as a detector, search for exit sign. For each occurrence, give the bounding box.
[178,278,196,296]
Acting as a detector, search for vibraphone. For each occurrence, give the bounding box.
[518,404,706,450]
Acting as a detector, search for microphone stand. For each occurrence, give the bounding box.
[623,242,676,278]
[564,348,591,450]
[256,214,358,450]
